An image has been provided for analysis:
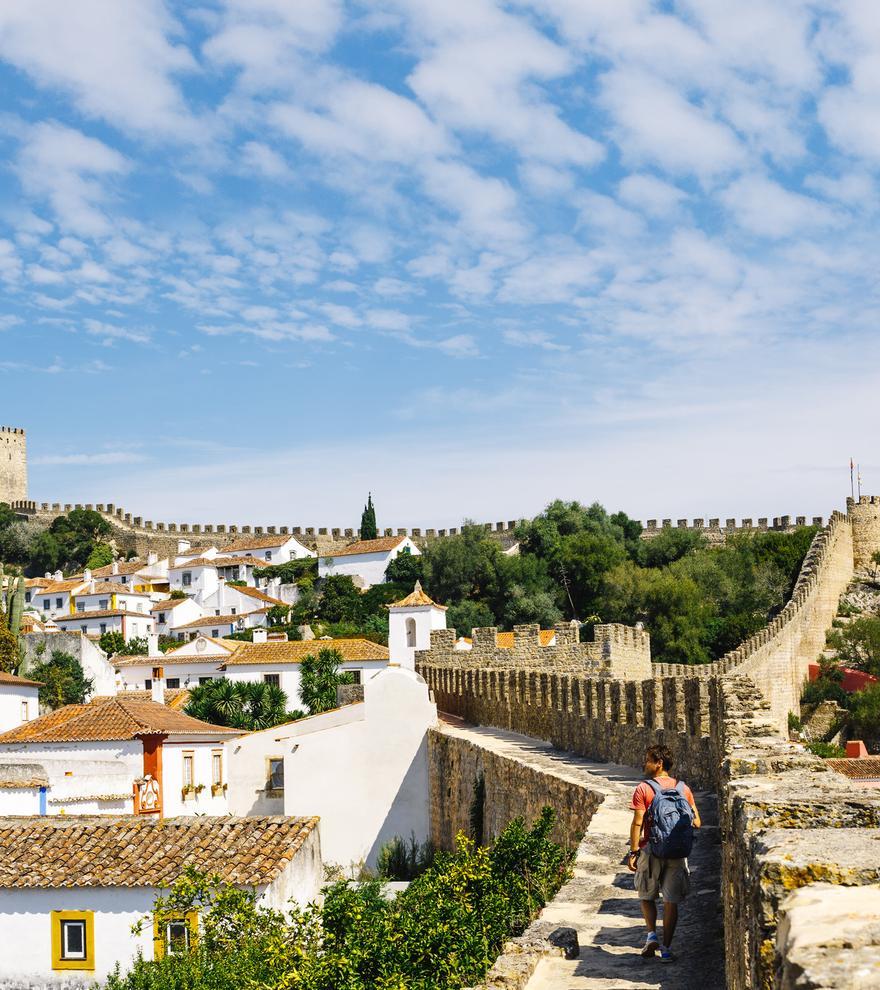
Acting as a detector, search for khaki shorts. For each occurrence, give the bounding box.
[635,850,690,904]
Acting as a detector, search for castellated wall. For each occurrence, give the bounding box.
[0,427,27,505]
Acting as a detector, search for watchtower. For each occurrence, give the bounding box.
[0,427,27,504]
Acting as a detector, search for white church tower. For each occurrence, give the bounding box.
[387,581,447,669]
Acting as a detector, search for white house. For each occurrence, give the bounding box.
[221,635,390,708]
[387,581,448,669]
[200,580,287,618]
[0,815,322,986]
[150,596,204,635]
[0,671,41,733]
[115,637,243,691]
[53,609,156,643]
[318,536,420,588]
[220,533,315,564]
[262,666,436,874]
[92,554,170,595]
[0,761,47,815]
[0,694,240,817]
[170,610,266,641]
[71,582,153,617]
[33,577,88,619]
[167,556,263,598]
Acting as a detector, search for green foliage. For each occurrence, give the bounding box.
[638,528,706,568]
[37,508,114,574]
[826,616,880,677]
[788,712,802,732]
[848,683,880,743]
[360,493,378,541]
[169,589,187,600]
[469,772,486,845]
[254,558,318,585]
[318,575,363,624]
[447,600,496,638]
[805,741,846,758]
[299,648,353,715]
[266,604,290,626]
[384,547,423,585]
[0,521,32,566]
[7,575,25,638]
[86,543,115,570]
[0,606,20,672]
[108,809,571,990]
[225,579,246,588]
[0,503,17,530]
[184,679,299,730]
[376,833,435,881]
[99,631,125,656]
[30,650,93,708]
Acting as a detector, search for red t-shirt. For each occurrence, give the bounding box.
[630,776,696,849]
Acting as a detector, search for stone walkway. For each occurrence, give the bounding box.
[438,720,725,990]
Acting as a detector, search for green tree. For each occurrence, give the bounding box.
[299,647,353,715]
[0,608,19,672]
[360,493,378,540]
[85,543,114,570]
[318,575,363,624]
[447,600,496,638]
[43,508,113,573]
[638,528,706,568]
[0,503,17,530]
[827,616,880,677]
[849,683,880,745]
[99,632,148,656]
[30,530,61,574]
[29,649,93,709]
[385,546,423,585]
[184,679,298,730]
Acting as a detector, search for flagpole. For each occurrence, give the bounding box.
[851,459,855,501]
[858,464,862,500]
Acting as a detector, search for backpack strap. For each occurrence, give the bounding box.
[644,778,663,797]
[674,781,687,797]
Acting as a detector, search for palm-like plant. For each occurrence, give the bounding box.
[299,648,354,715]
[184,679,295,731]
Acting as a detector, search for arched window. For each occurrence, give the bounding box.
[405,617,417,648]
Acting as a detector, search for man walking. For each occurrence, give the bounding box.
[626,744,700,962]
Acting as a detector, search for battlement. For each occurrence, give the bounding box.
[640,514,823,542]
[0,426,25,435]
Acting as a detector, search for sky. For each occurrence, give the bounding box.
[1,0,878,529]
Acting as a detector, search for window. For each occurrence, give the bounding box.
[122,577,128,583]
[153,911,198,960]
[167,677,181,689]
[212,750,223,785]
[231,607,236,615]
[211,629,219,638]
[138,603,145,613]
[25,591,31,603]
[20,699,28,722]
[266,757,284,796]
[214,609,220,616]
[80,626,87,634]
[348,669,362,685]
[182,572,192,587]
[99,599,108,610]
[265,551,272,561]
[158,612,166,624]
[198,676,213,685]
[56,598,63,609]
[145,678,152,690]
[182,751,194,790]
[43,599,50,609]
[264,673,280,687]
[99,623,107,634]
[405,617,416,648]
[51,911,94,971]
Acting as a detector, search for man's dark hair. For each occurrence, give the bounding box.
[645,744,674,771]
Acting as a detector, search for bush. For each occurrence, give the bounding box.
[29,650,93,708]
[805,741,846,758]
[376,834,435,881]
[826,616,880,677]
[108,809,572,990]
[849,683,880,744]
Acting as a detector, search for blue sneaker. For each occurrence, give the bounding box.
[659,947,674,963]
[641,932,659,957]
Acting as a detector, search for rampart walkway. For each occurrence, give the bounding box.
[438,720,724,990]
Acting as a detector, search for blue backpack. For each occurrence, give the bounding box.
[644,779,694,859]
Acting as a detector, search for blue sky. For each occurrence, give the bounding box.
[1,0,878,528]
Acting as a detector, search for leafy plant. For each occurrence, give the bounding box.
[805,741,846,758]
[299,648,353,715]
[184,679,300,731]
[826,616,880,677]
[29,650,94,708]
[360,493,377,540]
[376,833,435,881]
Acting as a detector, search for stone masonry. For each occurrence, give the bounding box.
[0,427,26,505]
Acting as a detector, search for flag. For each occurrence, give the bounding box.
[851,458,855,471]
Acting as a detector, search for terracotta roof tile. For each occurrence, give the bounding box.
[37,580,87,595]
[163,636,243,656]
[55,609,155,622]
[230,585,286,605]
[387,581,446,611]
[0,671,43,687]
[0,697,239,743]
[92,560,150,578]
[223,637,389,666]
[151,598,192,612]
[76,582,149,596]
[826,756,880,779]
[171,612,259,631]
[221,534,301,552]
[325,536,409,558]
[0,815,319,888]
[94,689,191,710]
[169,555,263,570]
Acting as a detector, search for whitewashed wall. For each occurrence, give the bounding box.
[225,659,387,709]
[0,683,39,733]
[162,739,232,817]
[319,538,420,588]
[388,604,447,669]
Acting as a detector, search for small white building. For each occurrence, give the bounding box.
[170,610,266,641]
[221,635,390,708]
[71,582,153,617]
[92,554,170,595]
[0,695,240,817]
[0,815,322,985]
[53,609,156,643]
[221,533,315,564]
[33,577,88,619]
[167,556,263,598]
[0,671,41,734]
[387,581,448,669]
[115,637,242,691]
[150,596,204,635]
[200,580,287,618]
[318,536,420,588]
[0,761,47,815]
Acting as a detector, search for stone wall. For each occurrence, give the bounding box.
[418,622,651,679]
[848,494,880,570]
[427,727,602,852]
[0,427,27,505]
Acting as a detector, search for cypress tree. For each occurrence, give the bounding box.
[360,494,378,540]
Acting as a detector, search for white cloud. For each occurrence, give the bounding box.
[618,174,688,217]
[0,0,198,137]
[83,318,150,344]
[32,451,148,466]
[722,175,840,238]
[240,140,291,178]
[502,329,568,351]
[15,122,129,236]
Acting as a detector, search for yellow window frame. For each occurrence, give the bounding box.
[152,910,199,960]
[51,910,95,971]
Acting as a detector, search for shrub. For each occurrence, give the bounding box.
[29,650,93,708]
[848,683,880,744]
[805,741,846,758]
[826,616,880,677]
[376,833,435,881]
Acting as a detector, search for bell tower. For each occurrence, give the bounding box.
[0,426,26,504]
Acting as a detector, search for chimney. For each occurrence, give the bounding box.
[177,539,191,556]
[151,666,165,704]
[89,579,96,593]
[112,561,119,576]
[147,633,161,658]
[217,579,225,609]
[54,570,63,582]
[44,571,51,580]
[252,628,268,644]
[83,568,92,582]
[147,552,158,566]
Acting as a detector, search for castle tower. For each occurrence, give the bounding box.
[387,581,448,670]
[0,427,26,505]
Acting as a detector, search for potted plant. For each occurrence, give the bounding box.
[211,782,227,797]
[181,784,195,800]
